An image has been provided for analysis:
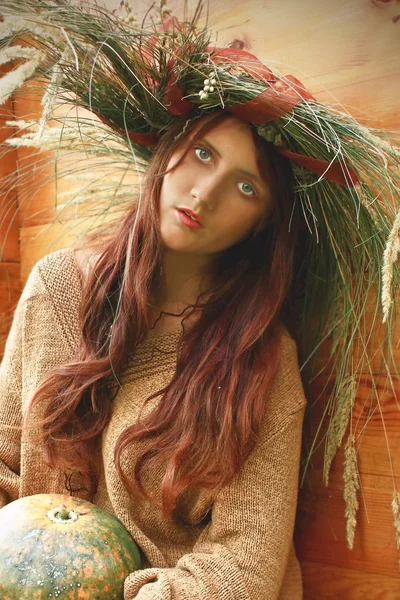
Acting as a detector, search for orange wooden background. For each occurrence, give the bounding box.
[1,1,400,597]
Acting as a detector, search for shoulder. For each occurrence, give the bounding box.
[21,248,79,300]
[260,324,307,438]
[274,319,299,356]
[276,324,302,387]
[20,247,95,354]
[70,247,100,283]
[22,247,100,302]
[276,324,306,409]
[20,248,84,333]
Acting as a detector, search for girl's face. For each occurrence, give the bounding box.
[159,116,272,258]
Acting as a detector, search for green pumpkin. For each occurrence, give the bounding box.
[0,493,141,599]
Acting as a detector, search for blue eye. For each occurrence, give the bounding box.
[194,147,212,162]
[238,182,256,196]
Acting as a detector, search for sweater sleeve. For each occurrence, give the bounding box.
[0,257,60,508]
[124,334,306,600]
[0,273,28,507]
[0,249,85,508]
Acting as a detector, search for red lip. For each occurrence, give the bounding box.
[177,207,204,227]
[176,208,204,229]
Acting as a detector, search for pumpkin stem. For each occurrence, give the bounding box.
[57,505,71,520]
[47,504,79,524]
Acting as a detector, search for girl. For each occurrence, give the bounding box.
[0,108,307,599]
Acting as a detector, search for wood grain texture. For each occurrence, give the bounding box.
[1,0,400,597]
[297,470,400,577]
[0,263,21,323]
[0,74,20,262]
[0,263,21,360]
[300,561,400,600]
[19,209,126,283]
[0,156,20,262]
[0,66,20,356]
[12,89,58,228]
[297,372,400,588]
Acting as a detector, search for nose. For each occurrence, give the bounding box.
[190,173,224,209]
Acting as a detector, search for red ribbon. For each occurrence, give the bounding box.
[164,59,193,116]
[278,148,359,186]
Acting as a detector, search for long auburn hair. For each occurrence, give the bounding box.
[25,110,305,520]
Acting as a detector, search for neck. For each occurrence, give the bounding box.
[152,249,214,318]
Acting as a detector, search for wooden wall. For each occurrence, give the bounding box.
[1,0,399,597]
[0,67,21,360]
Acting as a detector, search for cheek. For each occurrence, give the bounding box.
[160,172,184,207]
[208,214,257,252]
[159,179,174,214]
[224,206,261,236]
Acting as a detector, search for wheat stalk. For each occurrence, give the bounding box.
[343,434,360,550]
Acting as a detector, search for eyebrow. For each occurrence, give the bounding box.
[200,138,264,187]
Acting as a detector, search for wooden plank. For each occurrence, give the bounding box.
[297,385,400,578]
[0,110,20,262]
[12,146,58,228]
[301,333,400,378]
[297,285,400,377]
[301,372,400,485]
[0,119,17,148]
[0,189,20,262]
[14,154,135,228]
[0,262,21,310]
[0,332,7,359]
[301,560,400,600]
[297,368,400,579]
[306,373,400,435]
[19,211,125,284]
[0,66,20,356]
[12,77,53,229]
[296,471,400,578]
[0,262,21,335]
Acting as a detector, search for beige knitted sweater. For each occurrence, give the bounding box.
[0,248,307,600]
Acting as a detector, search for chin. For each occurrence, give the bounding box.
[160,230,191,252]
[165,242,194,254]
